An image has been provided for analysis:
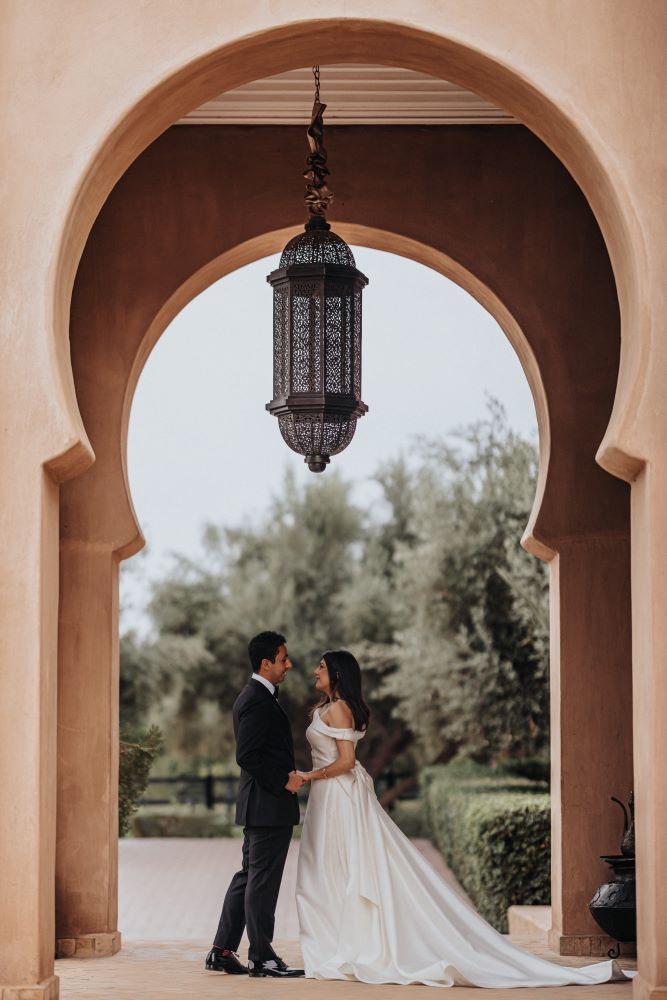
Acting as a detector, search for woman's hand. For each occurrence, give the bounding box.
[296,770,313,782]
[284,770,305,792]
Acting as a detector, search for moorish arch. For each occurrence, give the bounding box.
[46,18,649,487]
[57,123,631,969]
[3,9,665,1000]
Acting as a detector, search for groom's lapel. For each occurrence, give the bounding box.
[250,676,290,725]
[273,687,291,722]
[274,693,290,723]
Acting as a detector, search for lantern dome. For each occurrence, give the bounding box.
[279,221,356,268]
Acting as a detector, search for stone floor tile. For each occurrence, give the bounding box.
[56,838,635,999]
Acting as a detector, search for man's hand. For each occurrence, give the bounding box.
[285,771,305,793]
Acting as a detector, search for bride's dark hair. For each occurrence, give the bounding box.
[311,649,370,732]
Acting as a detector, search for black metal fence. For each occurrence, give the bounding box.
[140,768,417,811]
[140,774,239,811]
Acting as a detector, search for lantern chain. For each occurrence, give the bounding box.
[304,65,333,225]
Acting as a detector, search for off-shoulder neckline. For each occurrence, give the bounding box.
[315,706,361,734]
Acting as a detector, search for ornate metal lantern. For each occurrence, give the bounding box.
[266,67,368,473]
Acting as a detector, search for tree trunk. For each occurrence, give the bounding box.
[378,773,418,808]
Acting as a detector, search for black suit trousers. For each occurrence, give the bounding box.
[213,825,293,962]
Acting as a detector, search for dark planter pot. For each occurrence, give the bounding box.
[589,855,636,943]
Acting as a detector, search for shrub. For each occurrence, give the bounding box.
[423,762,550,931]
[119,725,164,836]
[496,756,550,785]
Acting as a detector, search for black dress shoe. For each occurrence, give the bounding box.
[205,947,247,974]
[248,957,305,978]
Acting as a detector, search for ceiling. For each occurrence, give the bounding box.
[179,65,517,126]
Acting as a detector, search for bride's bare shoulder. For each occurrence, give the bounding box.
[327,699,355,728]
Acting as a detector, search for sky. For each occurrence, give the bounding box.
[122,247,538,631]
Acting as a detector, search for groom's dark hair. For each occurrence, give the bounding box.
[248,631,287,672]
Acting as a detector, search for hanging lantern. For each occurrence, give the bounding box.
[266,67,368,473]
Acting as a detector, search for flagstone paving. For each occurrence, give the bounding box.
[56,838,635,999]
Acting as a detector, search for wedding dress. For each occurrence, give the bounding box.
[295,708,631,988]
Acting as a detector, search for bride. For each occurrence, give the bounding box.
[294,649,630,989]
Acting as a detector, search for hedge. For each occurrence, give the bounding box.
[422,762,550,932]
[119,725,164,836]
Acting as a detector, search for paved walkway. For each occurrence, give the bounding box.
[57,839,635,1000]
[116,837,466,941]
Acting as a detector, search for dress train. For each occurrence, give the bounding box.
[295,709,632,988]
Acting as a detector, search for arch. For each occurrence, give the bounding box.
[65,122,624,559]
[56,120,632,967]
[48,16,645,492]
[122,226,552,563]
[4,9,664,996]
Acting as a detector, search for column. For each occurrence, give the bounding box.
[0,466,60,998]
[631,465,667,1000]
[548,534,634,955]
[55,542,121,958]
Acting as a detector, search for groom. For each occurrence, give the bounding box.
[205,631,305,978]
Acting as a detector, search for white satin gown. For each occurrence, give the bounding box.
[295,708,631,988]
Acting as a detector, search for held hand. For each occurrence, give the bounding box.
[285,770,305,793]
[296,770,312,783]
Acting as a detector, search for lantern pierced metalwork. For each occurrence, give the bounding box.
[266,67,368,473]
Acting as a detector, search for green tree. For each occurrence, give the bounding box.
[122,471,366,769]
[120,405,548,783]
[382,401,549,766]
[339,459,420,795]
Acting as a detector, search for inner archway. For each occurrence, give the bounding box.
[117,246,543,945]
[57,117,631,971]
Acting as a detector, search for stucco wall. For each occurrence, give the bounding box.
[58,121,631,962]
[1,4,665,997]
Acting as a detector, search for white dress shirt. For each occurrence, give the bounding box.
[251,671,275,696]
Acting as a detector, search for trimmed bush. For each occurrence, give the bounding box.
[495,757,550,785]
[119,725,164,836]
[423,762,550,932]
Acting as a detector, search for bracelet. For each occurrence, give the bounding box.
[320,767,329,779]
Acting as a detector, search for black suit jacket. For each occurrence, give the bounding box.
[233,678,300,827]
